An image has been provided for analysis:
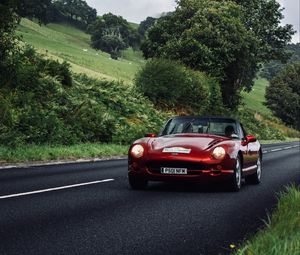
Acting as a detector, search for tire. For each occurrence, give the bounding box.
[229,155,242,192]
[128,175,148,190]
[246,155,262,185]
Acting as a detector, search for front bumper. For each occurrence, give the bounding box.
[128,160,234,182]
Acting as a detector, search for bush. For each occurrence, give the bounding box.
[135,58,211,114]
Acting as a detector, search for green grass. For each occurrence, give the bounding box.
[233,186,300,255]
[0,144,128,163]
[17,19,143,83]
[242,78,272,115]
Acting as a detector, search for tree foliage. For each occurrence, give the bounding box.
[261,43,300,80]
[16,0,52,24]
[138,17,156,38]
[0,1,19,64]
[266,62,300,130]
[141,0,294,109]
[233,0,294,62]
[49,0,97,29]
[90,13,139,59]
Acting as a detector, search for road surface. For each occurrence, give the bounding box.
[0,142,299,255]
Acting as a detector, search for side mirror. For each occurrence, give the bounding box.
[246,135,257,143]
[242,135,257,145]
[145,133,156,138]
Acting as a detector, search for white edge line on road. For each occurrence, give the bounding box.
[0,179,115,200]
[0,157,127,170]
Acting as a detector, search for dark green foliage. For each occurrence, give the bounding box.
[0,46,74,146]
[266,62,300,130]
[206,83,224,115]
[90,13,140,59]
[50,0,97,29]
[233,0,294,62]
[138,17,156,37]
[141,0,294,109]
[0,1,20,73]
[16,0,52,24]
[261,43,300,80]
[135,58,210,114]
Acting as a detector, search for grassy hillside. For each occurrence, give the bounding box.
[242,78,271,115]
[16,19,299,139]
[17,19,144,83]
[17,19,272,110]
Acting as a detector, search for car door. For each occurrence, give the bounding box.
[238,123,252,168]
[241,123,259,168]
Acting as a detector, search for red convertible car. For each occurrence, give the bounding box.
[128,116,262,191]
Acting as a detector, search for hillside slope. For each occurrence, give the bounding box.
[17,19,144,83]
[16,19,299,139]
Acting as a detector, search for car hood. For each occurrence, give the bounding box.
[149,134,226,153]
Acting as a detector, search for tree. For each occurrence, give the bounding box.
[49,0,97,29]
[232,0,294,62]
[141,0,294,109]
[138,17,156,38]
[0,1,19,58]
[265,62,300,130]
[90,13,135,59]
[16,0,52,24]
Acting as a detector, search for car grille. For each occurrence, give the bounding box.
[146,160,207,174]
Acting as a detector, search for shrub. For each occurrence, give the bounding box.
[135,58,211,114]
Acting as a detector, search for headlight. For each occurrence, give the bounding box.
[212,146,226,160]
[131,144,144,158]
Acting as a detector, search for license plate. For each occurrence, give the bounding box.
[161,167,187,175]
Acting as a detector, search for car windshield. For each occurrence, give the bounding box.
[161,117,239,138]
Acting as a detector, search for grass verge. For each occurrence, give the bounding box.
[0,140,299,164]
[233,186,300,255]
[0,144,128,164]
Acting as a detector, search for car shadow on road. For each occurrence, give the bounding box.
[145,181,233,193]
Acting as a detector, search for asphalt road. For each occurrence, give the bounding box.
[0,142,299,255]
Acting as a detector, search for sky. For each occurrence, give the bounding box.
[86,0,299,43]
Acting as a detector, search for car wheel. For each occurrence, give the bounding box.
[246,156,262,184]
[128,175,148,190]
[229,156,242,192]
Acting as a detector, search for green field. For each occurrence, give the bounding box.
[17,19,144,83]
[242,78,272,115]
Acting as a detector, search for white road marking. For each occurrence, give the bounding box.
[262,145,299,154]
[0,179,114,200]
